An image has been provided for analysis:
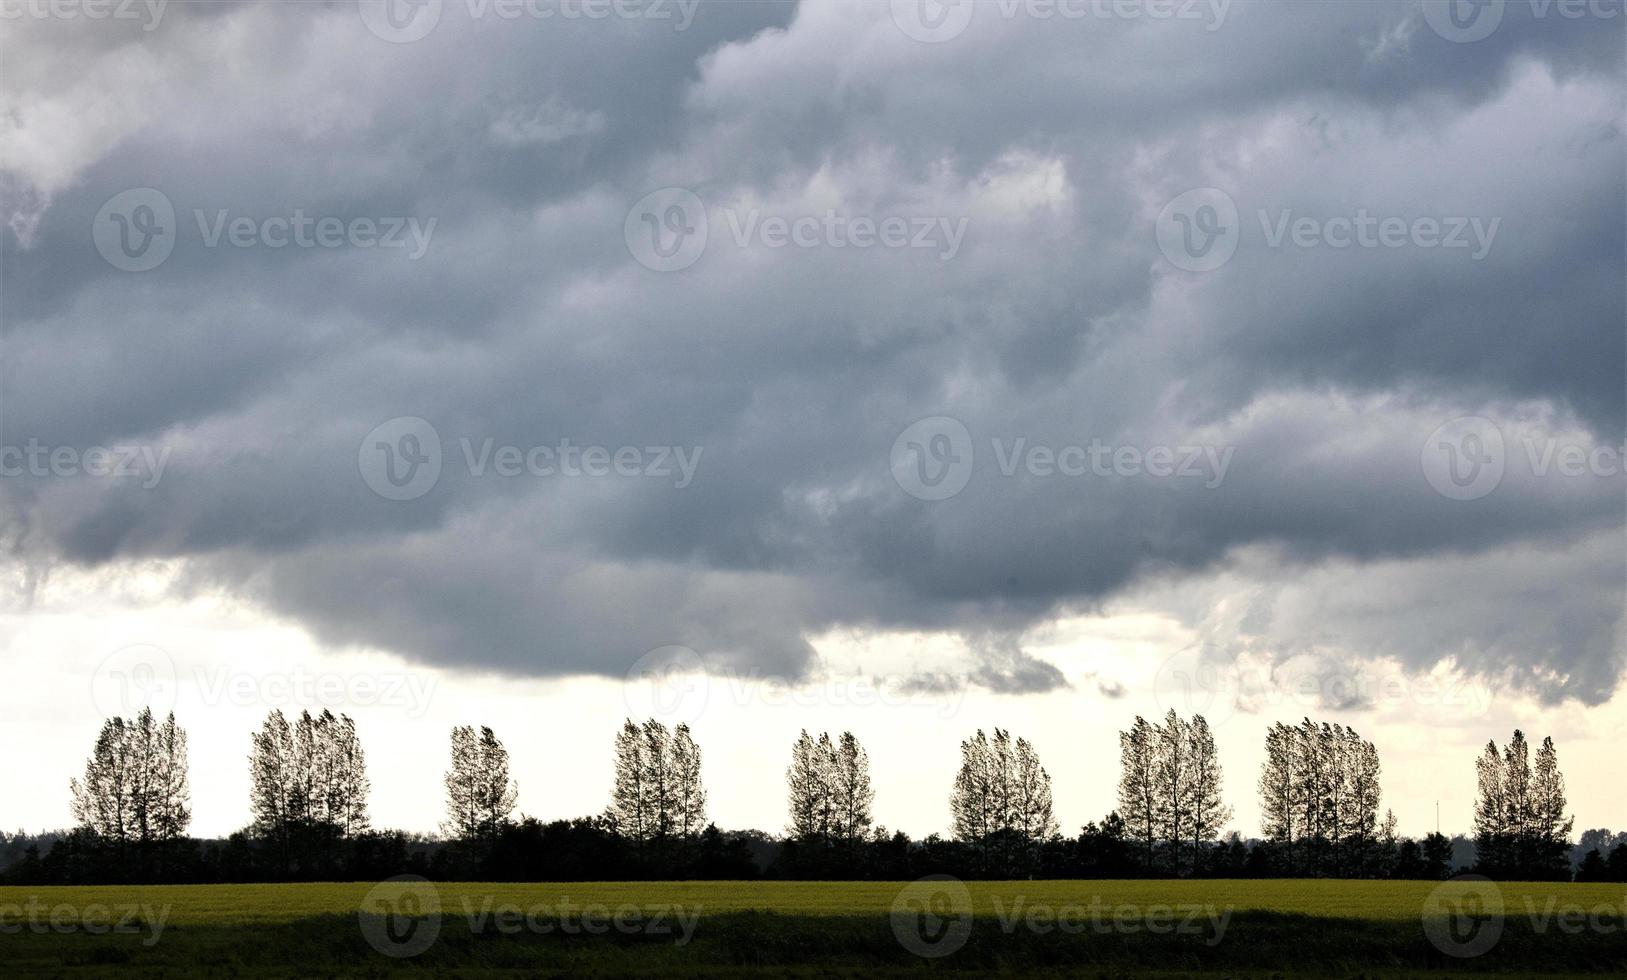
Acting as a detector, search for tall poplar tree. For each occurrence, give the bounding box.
[443,725,519,841]
[70,708,191,847]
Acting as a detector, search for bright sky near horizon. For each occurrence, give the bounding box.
[5,564,1623,842]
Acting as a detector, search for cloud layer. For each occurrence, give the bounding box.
[3,1,1622,702]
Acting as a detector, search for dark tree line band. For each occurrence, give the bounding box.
[5,707,1607,884]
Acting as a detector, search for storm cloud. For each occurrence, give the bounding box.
[2,1,1622,702]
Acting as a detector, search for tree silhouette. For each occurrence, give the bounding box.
[607,720,650,842]
[248,708,370,862]
[443,725,519,841]
[951,728,1057,874]
[671,723,707,840]
[832,732,876,846]
[1119,711,1228,875]
[1186,714,1232,874]
[1474,730,1573,879]
[70,708,190,847]
[29,710,1617,887]
[785,730,874,847]
[607,719,707,845]
[1258,719,1380,877]
[1118,716,1158,870]
[786,730,825,840]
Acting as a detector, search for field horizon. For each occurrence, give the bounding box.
[5,877,1625,976]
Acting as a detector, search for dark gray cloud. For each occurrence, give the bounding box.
[2,1,1622,703]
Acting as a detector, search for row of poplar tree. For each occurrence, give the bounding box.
[62,706,1578,880]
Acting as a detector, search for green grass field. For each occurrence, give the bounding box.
[2,879,1623,977]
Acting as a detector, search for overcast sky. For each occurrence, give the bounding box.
[1,0,1623,841]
